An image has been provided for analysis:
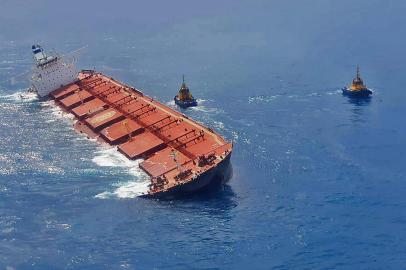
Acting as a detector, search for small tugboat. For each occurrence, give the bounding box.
[342,66,372,97]
[174,75,198,108]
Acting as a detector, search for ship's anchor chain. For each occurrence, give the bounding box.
[174,169,192,181]
[198,153,217,167]
[150,175,169,191]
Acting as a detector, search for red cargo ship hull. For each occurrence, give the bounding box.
[49,70,233,198]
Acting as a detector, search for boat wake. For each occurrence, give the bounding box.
[248,89,343,104]
[165,100,176,107]
[195,98,207,104]
[190,104,224,115]
[166,98,223,115]
[95,180,150,199]
[326,89,342,95]
[92,147,150,199]
[248,95,281,104]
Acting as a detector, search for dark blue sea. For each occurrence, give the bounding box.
[1,0,406,269]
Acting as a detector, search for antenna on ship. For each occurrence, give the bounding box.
[123,120,133,141]
[170,149,183,172]
[75,89,83,104]
[356,65,360,79]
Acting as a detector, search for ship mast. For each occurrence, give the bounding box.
[181,74,186,89]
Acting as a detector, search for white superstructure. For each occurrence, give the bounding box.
[30,45,78,97]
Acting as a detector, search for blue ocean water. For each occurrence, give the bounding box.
[1,0,406,269]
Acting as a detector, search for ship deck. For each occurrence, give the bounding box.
[50,71,232,196]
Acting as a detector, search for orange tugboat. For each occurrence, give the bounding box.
[29,45,232,198]
[342,66,372,97]
[174,75,198,108]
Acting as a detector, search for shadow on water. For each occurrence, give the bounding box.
[173,185,238,220]
[152,180,238,218]
[345,95,372,123]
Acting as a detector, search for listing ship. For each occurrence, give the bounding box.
[342,66,372,97]
[29,45,232,198]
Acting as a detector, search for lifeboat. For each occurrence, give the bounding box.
[342,66,372,97]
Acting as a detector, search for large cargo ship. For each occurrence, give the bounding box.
[29,45,232,198]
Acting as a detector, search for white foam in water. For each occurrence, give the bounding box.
[167,98,221,114]
[92,147,150,199]
[0,90,38,103]
[196,98,207,104]
[190,105,223,114]
[92,147,137,168]
[40,100,76,121]
[248,95,280,104]
[326,89,342,95]
[95,180,150,199]
[213,120,226,131]
[38,101,148,198]
[166,100,176,106]
[0,88,148,198]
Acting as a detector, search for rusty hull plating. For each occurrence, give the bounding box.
[50,70,232,198]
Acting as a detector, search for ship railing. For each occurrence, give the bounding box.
[151,117,179,132]
[102,86,122,98]
[81,76,103,85]
[123,103,150,118]
[164,131,201,159]
[114,96,135,109]
[201,143,232,160]
[107,77,145,98]
[79,79,108,94]
[93,81,109,92]
[151,158,194,186]
[175,131,205,149]
[95,85,118,97]
[166,129,196,145]
[109,95,134,109]
[130,106,156,120]
[143,115,172,129]
[127,87,143,97]
[79,77,103,88]
[81,69,96,75]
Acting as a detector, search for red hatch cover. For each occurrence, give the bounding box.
[100,119,143,145]
[118,132,165,159]
[140,147,190,177]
